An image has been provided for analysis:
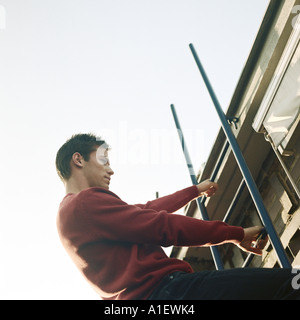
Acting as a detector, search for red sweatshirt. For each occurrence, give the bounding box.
[57,185,244,300]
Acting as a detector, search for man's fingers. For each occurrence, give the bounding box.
[257,237,268,250]
[204,186,217,197]
[248,247,263,256]
[238,242,263,256]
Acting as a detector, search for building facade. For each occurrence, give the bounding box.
[171,0,300,270]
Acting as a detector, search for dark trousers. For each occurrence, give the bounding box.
[147,268,300,300]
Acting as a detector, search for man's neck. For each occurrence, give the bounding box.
[65,177,90,194]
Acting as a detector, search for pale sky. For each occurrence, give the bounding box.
[0,0,269,299]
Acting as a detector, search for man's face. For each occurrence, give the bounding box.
[83,145,114,189]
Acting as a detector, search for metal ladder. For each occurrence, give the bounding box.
[170,43,291,269]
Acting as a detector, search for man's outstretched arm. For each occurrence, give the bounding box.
[135,180,218,213]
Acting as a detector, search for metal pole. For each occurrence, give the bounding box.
[189,43,291,268]
[223,179,246,224]
[201,141,229,206]
[170,104,224,270]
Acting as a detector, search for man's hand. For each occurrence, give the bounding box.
[197,181,267,256]
[197,180,218,197]
[237,226,268,256]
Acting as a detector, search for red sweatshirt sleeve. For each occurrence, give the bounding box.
[79,188,244,248]
[134,185,199,213]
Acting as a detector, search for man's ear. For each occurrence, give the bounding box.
[72,152,84,168]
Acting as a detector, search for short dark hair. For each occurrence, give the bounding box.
[55,133,107,181]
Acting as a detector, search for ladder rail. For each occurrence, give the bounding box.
[170,104,224,270]
[189,43,291,268]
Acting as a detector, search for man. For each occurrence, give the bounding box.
[56,133,299,300]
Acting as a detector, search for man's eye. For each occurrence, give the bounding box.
[98,157,108,165]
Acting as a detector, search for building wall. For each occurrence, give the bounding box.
[224,132,300,269]
[176,92,300,272]
[170,0,300,270]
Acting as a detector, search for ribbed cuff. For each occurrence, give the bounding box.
[228,226,244,244]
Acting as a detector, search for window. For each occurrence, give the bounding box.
[253,15,300,152]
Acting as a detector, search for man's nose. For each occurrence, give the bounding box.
[108,167,114,176]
